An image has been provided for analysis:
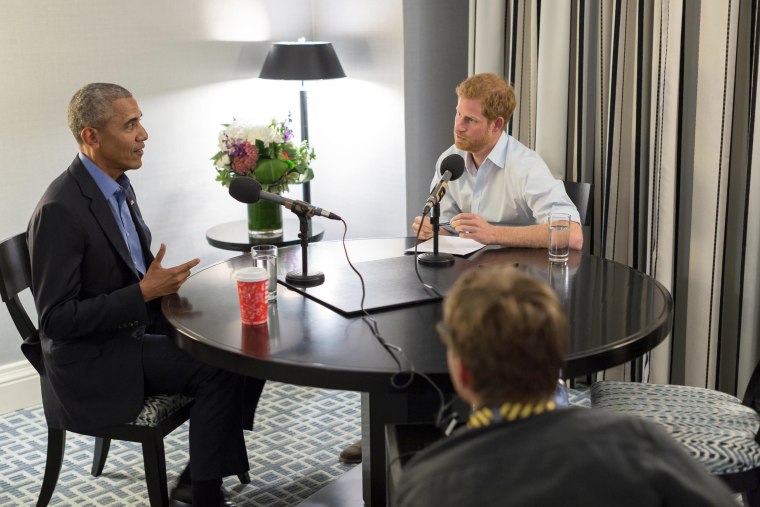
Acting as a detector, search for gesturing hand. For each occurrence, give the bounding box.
[139,243,201,302]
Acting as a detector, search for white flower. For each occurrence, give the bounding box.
[216,154,230,168]
[220,119,286,146]
[246,125,283,145]
[222,120,252,141]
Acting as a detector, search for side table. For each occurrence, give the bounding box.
[205,219,325,251]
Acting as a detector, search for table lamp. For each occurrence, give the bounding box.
[259,39,346,203]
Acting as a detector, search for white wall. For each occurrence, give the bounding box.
[0,0,405,367]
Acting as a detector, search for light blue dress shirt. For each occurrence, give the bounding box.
[79,153,147,276]
[431,132,581,226]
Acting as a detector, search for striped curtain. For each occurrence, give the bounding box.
[469,0,760,394]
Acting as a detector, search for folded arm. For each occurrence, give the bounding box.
[450,213,583,250]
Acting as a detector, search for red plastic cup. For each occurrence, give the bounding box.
[236,267,269,325]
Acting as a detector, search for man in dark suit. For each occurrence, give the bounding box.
[27,83,259,506]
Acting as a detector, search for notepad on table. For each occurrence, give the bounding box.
[406,235,487,256]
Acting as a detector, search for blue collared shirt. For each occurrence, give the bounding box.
[432,132,581,227]
[79,153,147,276]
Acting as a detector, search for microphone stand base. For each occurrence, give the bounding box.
[286,270,325,287]
[417,253,455,267]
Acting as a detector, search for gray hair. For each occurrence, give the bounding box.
[67,83,133,144]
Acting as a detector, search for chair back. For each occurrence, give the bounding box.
[563,181,593,226]
[0,233,34,336]
[742,358,760,412]
[0,232,42,372]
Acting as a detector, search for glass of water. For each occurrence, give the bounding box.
[251,244,278,301]
[548,212,570,263]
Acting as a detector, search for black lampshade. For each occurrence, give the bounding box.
[259,42,346,81]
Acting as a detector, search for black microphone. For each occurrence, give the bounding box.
[229,177,342,221]
[422,154,465,215]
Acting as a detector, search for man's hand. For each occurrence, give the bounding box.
[450,213,496,244]
[412,216,452,241]
[412,216,433,240]
[139,243,200,302]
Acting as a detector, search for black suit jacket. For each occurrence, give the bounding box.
[27,156,162,431]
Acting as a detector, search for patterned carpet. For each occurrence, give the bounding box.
[0,382,361,506]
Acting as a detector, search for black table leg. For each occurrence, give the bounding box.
[361,391,400,507]
[361,390,447,506]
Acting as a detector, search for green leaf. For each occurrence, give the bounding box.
[215,170,233,187]
[253,158,290,184]
[300,168,315,183]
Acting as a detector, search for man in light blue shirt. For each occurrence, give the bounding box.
[412,73,583,250]
[343,73,585,467]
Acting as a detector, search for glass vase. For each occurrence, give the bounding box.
[247,200,283,238]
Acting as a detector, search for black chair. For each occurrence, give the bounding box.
[0,232,248,506]
[590,362,760,506]
[562,180,593,226]
[563,180,594,286]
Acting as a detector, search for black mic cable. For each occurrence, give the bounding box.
[337,220,448,426]
[411,153,465,296]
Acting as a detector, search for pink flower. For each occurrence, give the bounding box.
[231,141,259,175]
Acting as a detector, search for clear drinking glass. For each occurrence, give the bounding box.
[251,244,278,301]
[548,212,570,263]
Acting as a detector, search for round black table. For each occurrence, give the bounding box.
[163,238,673,506]
[205,219,325,251]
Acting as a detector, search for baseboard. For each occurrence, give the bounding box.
[0,360,41,415]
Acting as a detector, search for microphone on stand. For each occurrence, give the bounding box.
[229,176,332,287]
[418,154,465,268]
[229,177,341,220]
[422,154,465,216]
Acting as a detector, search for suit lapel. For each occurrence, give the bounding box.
[68,157,141,279]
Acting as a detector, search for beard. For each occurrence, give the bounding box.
[454,130,491,153]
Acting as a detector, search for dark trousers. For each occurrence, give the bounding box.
[141,334,249,481]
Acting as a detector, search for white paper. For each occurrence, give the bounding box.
[406,235,486,256]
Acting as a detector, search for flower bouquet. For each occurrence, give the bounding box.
[213,118,315,237]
